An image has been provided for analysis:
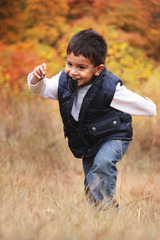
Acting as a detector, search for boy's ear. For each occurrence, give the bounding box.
[95,64,105,76]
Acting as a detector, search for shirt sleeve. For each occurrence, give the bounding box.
[27,71,62,100]
[110,83,157,117]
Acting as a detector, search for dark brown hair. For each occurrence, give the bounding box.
[67,29,107,66]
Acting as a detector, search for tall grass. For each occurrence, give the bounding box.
[0,96,159,240]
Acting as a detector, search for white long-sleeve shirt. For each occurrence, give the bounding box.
[27,72,156,121]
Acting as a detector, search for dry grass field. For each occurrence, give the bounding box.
[0,98,159,240]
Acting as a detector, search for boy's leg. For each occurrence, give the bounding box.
[82,155,95,202]
[83,140,130,204]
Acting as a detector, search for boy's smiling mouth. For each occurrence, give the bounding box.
[70,76,82,83]
[69,75,80,81]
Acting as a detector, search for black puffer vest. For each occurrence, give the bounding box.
[58,68,132,158]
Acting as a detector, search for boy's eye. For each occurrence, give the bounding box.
[79,66,85,70]
[67,62,72,66]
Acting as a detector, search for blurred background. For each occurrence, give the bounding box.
[0,0,160,171]
[0,1,160,239]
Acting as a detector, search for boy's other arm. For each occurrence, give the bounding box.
[110,83,157,117]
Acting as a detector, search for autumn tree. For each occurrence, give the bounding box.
[91,0,160,60]
[0,0,25,43]
[67,0,94,19]
[24,0,69,45]
[140,0,160,59]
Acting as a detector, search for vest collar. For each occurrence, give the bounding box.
[78,69,106,122]
[67,74,78,92]
[66,67,106,93]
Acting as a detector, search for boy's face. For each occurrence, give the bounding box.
[65,52,104,87]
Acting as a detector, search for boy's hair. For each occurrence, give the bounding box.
[67,29,107,66]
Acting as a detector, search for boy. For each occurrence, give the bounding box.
[27,29,156,208]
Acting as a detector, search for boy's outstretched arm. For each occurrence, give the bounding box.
[31,63,46,84]
[110,83,157,117]
[27,63,60,100]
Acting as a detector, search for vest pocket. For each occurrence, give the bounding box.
[87,116,120,137]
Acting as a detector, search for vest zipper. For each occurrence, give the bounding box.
[67,94,76,129]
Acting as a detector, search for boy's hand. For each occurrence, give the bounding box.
[31,63,46,84]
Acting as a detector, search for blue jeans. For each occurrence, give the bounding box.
[82,140,130,203]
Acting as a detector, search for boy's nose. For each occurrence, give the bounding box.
[70,67,78,77]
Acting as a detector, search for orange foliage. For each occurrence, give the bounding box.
[24,0,69,45]
[0,43,38,100]
[0,0,160,98]
[0,0,25,43]
[66,0,94,19]
[0,40,64,99]
[0,0,159,59]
